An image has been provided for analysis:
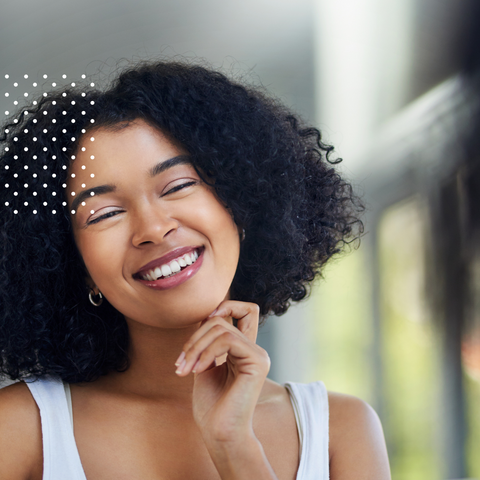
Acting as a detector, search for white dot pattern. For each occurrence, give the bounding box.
[3,72,99,216]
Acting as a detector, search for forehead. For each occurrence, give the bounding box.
[73,120,183,169]
[67,120,187,189]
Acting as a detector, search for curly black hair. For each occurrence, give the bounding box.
[0,60,363,383]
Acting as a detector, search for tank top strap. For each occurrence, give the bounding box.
[25,377,87,480]
[284,381,329,480]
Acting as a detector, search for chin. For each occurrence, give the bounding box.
[120,279,233,329]
[173,300,227,327]
[132,298,228,329]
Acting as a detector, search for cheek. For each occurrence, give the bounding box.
[210,212,241,278]
[75,229,126,288]
[194,199,240,255]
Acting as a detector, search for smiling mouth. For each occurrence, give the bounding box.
[138,249,200,281]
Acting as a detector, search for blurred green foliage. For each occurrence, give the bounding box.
[309,197,449,479]
[379,198,442,480]
[465,374,480,477]
[308,246,374,403]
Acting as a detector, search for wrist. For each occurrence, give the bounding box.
[204,433,278,480]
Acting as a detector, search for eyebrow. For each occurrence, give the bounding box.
[71,184,116,212]
[148,155,192,177]
[70,155,193,212]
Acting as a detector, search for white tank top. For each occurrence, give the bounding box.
[25,377,329,480]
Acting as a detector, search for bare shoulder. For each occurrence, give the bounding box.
[328,392,391,480]
[0,382,43,479]
[328,391,383,440]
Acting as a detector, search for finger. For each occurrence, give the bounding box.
[177,323,242,376]
[191,331,269,377]
[179,316,239,363]
[209,300,260,343]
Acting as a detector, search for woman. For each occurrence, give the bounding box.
[0,61,390,479]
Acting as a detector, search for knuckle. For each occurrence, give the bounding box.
[189,341,206,357]
[211,324,225,334]
[260,347,269,361]
[187,345,200,359]
[220,331,236,343]
[202,344,216,357]
[251,303,260,314]
[257,347,271,367]
[208,317,226,329]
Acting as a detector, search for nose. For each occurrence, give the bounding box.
[131,204,179,247]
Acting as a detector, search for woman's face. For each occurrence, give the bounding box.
[67,119,240,328]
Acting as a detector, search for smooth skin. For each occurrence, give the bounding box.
[0,120,391,479]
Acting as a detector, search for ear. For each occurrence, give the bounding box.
[84,275,98,293]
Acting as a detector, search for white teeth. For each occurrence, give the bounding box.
[170,260,181,273]
[140,249,200,280]
[161,264,172,277]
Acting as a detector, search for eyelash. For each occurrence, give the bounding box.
[85,180,198,225]
[163,180,197,196]
[86,210,119,225]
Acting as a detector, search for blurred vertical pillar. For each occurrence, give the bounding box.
[312,0,404,421]
[429,175,467,479]
[258,303,312,384]
[313,0,414,167]
[364,209,386,417]
[312,0,384,411]
[257,0,317,386]
[264,305,312,384]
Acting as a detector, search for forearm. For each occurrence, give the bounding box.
[204,433,279,480]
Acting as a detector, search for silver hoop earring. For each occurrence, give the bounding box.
[240,228,246,242]
[88,289,103,307]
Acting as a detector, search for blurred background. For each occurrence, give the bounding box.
[1,1,480,478]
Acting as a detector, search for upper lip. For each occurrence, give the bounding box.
[133,246,201,277]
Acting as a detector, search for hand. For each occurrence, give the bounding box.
[174,300,270,444]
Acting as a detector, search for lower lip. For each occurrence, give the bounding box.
[136,249,204,291]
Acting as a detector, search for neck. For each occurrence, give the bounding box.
[104,319,201,402]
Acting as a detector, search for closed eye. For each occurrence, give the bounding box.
[85,181,198,226]
[162,180,197,196]
[86,209,123,226]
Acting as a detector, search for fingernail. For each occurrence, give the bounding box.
[208,308,218,318]
[175,359,186,375]
[192,360,200,373]
[175,351,185,366]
